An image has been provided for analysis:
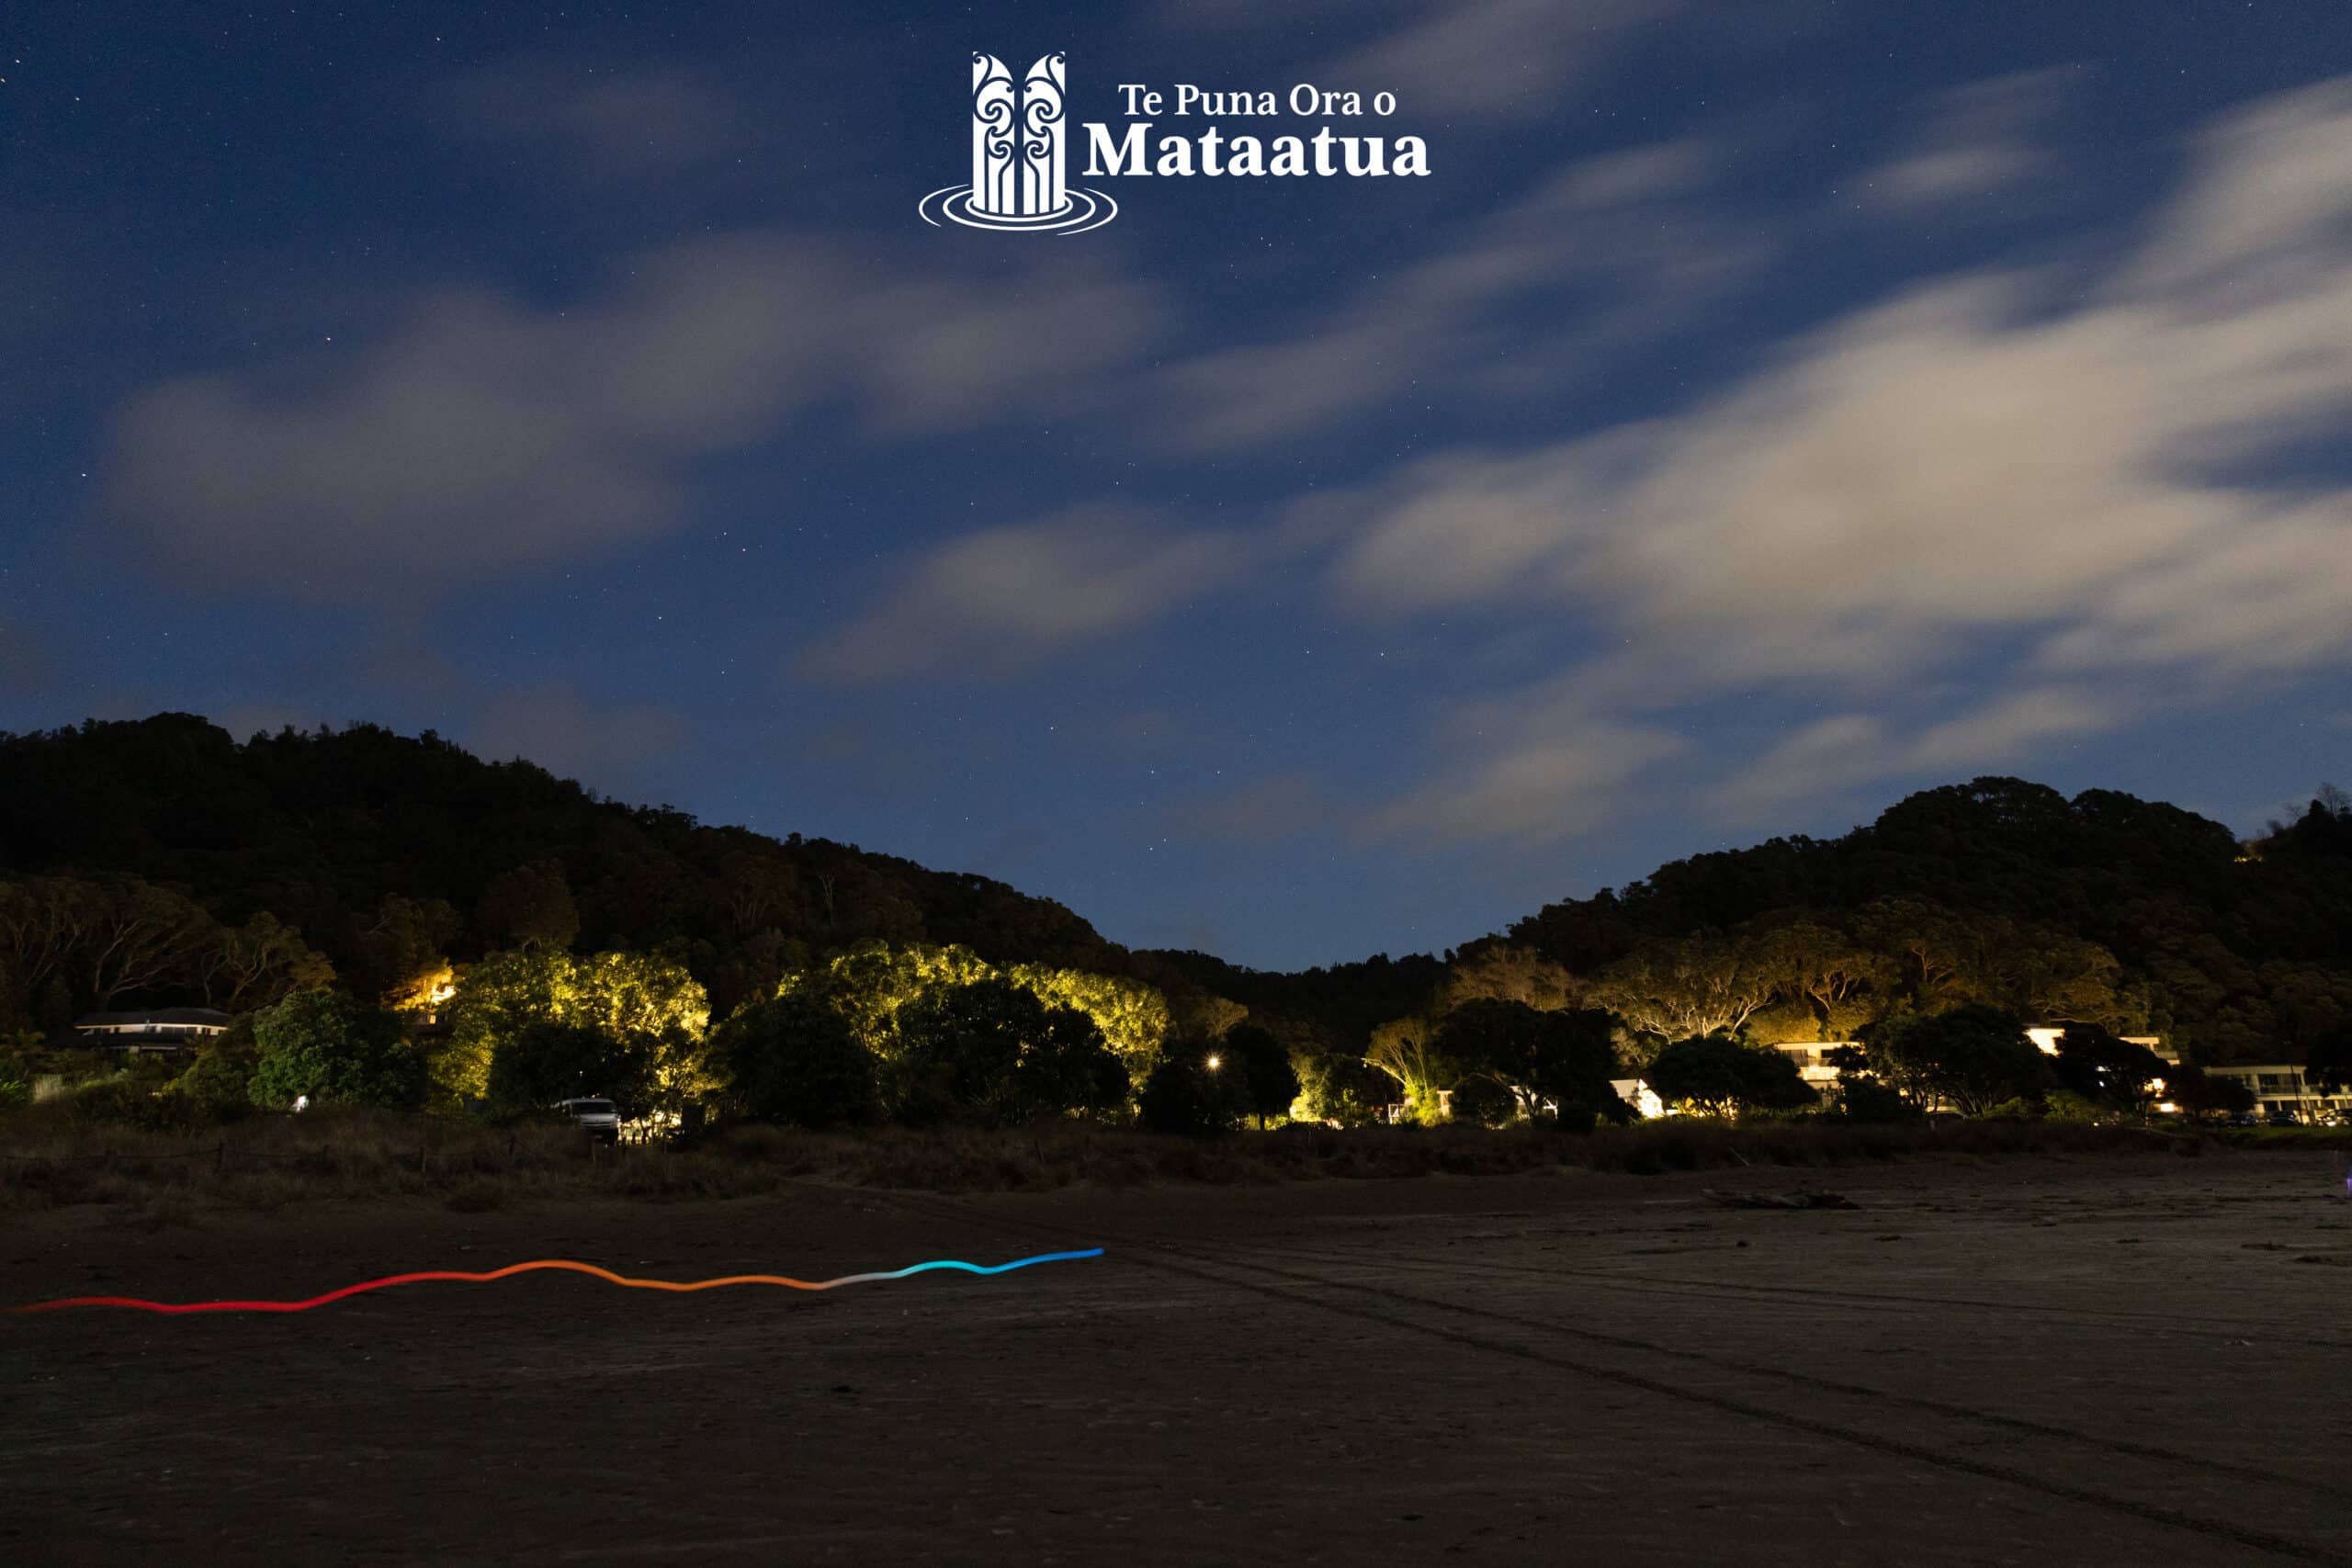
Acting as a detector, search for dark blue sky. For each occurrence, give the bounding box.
[5,1,2350,968]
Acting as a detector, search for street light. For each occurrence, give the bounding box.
[1205,1053,1222,1071]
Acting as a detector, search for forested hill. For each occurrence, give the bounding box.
[2,714,2345,1067]
[0,714,1118,1023]
[1496,779,2352,1063]
[1141,780,2352,1067]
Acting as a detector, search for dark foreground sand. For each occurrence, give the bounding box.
[5,1150,2351,1565]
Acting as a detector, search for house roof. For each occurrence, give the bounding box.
[72,1008,234,1029]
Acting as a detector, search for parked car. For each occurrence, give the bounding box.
[553,1097,621,1142]
[2226,1111,2260,1127]
[2264,1108,2303,1128]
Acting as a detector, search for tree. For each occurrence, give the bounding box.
[2165,1060,2256,1121]
[1013,1004,1131,1119]
[249,991,424,1110]
[0,877,97,1016]
[1007,962,1172,1081]
[712,991,879,1128]
[354,894,462,1005]
[817,942,999,1054]
[1435,1000,1623,1130]
[170,1034,257,1122]
[1365,1014,1457,1124]
[475,862,580,953]
[716,842,803,938]
[1448,1074,1519,1126]
[2304,1022,2352,1096]
[2051,1022,2167,1114]
[1589,931,1781,1047]
[440,948,709,1108]
[1865,1005,2051,1115]
[1289,1028,1396,1125]
[1749,921,1894,1039]
[1834,1073,1919,1123]
[1644,1035,1816,1117]
[73,879,218,1009]
[199,911,335,1011]
[888,978,1125,1125]
[1138,1047,1251,1135]
[1438,939,1577,1012]
[1220,1023,1301,1128]
[487,1021,655,1118]
[0,1049,30,1110]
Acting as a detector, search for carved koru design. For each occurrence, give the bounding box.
[971,52,1070,219]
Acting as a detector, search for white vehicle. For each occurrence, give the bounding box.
[552,1097,621,1142]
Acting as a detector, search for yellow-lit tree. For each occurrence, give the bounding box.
[438,948,709,1109]
[1365,1014,1455,1124]
[780,942,1172,1086]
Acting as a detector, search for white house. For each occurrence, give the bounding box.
[70,1008,232,1055]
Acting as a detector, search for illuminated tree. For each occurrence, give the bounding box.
[1289,1025,1396,1125]
[712,991,879,1128]
[1748,922,1894,1039]
[249,990,424,1110]
[1589,931,1781,1049]
[790,942,1170,1089]
[1008,963,1171,1079]
[1365,1014,1458,1124]
[439,948,709,1108]
[1438,939,1578,1012]
[813,942,997,1054]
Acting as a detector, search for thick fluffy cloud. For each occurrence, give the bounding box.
[1325,78,2352,837]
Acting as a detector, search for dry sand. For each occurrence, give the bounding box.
[5,1149,2350,1564]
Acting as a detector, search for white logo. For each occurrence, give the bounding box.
[919,51,1119,234]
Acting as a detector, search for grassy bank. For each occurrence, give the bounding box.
[0,1103,2296,1218]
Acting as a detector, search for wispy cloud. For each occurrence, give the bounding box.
[1314,0,1682,121]
[442,61,759,180]
[797,506,1257,684]
[101,232,1163,594]
[1860,67,2078,209]
[1154,137,1768,448]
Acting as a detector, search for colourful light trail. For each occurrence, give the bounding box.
[8,1249,1105,1315]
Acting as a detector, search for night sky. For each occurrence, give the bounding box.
[5,2,2350,968]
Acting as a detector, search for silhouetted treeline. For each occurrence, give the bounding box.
[3,716,2344,1067]
[1493,780,2352,1063]
[0,714,1116,1028]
